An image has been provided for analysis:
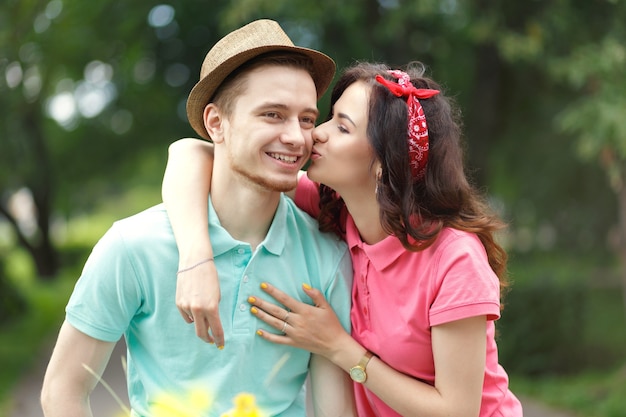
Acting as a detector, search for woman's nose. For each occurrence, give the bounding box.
[312,124,328,143]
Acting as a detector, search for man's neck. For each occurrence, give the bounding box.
[210,173,281,251]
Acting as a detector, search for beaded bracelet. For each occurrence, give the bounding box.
[176,257,214,275]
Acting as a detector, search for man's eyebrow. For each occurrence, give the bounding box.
[338,112,356,127]
[305,107,320,118]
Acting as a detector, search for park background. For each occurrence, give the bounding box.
[1,0,625,415]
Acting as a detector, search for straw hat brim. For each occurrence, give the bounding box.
[186,45,335,140]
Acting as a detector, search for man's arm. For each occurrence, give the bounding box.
[309,354,356,417]
[41,321,117,417]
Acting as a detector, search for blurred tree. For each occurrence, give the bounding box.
[214,0,624,258]
[0,0,222,278]
[1,0,625,287]
[0,259,27,324]
[553,35,626,315]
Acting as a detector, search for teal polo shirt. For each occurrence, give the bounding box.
[66,196,352,417]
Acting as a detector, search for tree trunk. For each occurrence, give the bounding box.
[0,204,58,279]
[617,163,626,324]
[0,103,59,280]
[466,43,504,186]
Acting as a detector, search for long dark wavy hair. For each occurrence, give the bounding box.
[317,62,509,286]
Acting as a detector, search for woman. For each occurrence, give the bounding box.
[162,62,522,416]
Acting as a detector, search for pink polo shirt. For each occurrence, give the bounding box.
[296,174,522,417]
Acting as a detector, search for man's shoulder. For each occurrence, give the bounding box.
[113,202,166,223]
[280,196,347,251]
[107,203,172,244]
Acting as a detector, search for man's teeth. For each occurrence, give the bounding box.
[268,153,298,163]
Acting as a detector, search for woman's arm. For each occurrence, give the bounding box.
[162,138,223,347]
[250,283,485,417]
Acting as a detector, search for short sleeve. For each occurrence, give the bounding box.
[65,222,143,342]
[294,173,321,219]
[429,233,501,327]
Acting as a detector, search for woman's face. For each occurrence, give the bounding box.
[307,81,378,195]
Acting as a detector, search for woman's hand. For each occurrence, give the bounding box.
[176,260,224,348]
[248,282,350,359]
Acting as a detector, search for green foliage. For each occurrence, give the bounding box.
[499,253,626,376]
[511,365,626,417]
[553,38,626,161]
[499,282,586,375]
[0,261,27,325]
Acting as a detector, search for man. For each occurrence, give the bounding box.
[41,19,354,416]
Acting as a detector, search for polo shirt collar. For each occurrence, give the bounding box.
[345,214,405,271]
[208,195,286,257]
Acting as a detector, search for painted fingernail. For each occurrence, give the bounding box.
[248,296,256,303]
[260,282,268,289]
[302,283,312,290]
[250,307,258,314]
[256,330,263,336]
[218,345,224,350]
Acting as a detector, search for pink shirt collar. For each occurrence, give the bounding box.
[345,214,406,271]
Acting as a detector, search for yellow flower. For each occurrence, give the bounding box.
[220,393,264,417]
[150,388,214,417]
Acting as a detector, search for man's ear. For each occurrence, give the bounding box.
[203,103,225,143]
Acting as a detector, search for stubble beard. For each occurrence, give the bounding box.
[231,160,297,193]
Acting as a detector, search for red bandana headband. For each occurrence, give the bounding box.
[375,70,440,180]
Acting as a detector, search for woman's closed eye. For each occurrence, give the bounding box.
[337,124,350,134]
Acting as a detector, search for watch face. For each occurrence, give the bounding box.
[350,367,366,383]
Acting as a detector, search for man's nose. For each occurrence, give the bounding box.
[280,118,307,147]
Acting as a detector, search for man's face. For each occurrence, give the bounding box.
[217,65,318,192]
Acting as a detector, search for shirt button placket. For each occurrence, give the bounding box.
[233,246,253,332]
[362,255,370,316]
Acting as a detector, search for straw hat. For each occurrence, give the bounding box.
[186,19,336,139]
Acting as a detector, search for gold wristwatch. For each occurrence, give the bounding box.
[349,351,374,383]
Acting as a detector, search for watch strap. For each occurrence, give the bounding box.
[358,350,374,369]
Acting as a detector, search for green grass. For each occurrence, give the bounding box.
[511,365,626,417]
